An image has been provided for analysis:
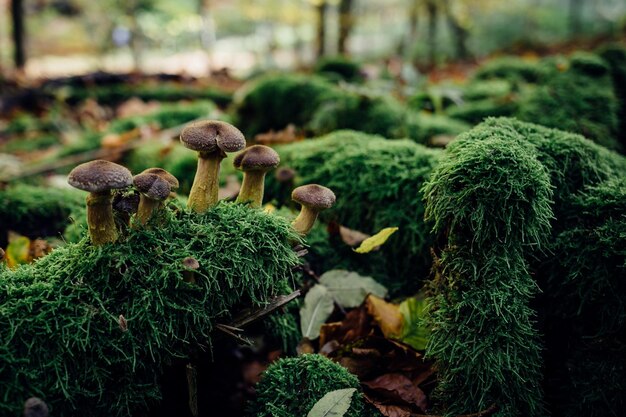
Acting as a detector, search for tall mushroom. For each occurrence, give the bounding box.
[140,167,179,196]
[233,145,280,207]
[291,184,336,236]
[180,120,246,213]
[68,160,133,245]
[133,172,172,225]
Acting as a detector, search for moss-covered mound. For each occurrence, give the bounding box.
[267,130,441,295]
[597,43,626,150]
[314,56,364,83]
[424,125,550,417]
[423,117,626,416]
[232,74,341,137]
[0,184,84,243]
[471,56,546,84]
[516,52,621,151]
[404,112,470,145]
[0,202,301,416]
[248,354,375,417]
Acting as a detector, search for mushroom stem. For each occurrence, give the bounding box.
[188,151,223,213]
[136,196,163,225]
[292,206,320,236]
[237,172,267,207]
[86,191,118,245]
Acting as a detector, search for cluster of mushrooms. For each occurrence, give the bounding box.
[67,120,336,246]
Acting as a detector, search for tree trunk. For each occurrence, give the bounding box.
[11,0,26,69]
[443,0,469,60]
[426,0,438,68]
[198,0,215,71]
[315,1,328,58]
[569,0,583,36]
[337,0,355,55]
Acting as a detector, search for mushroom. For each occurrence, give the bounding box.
[233,145,280,207]
[180,121,246,213]
[68,160,133,245]
[291,184,336,236]
[140,167,180,197]
[133,172,172,225]
[182,256,200,284]
[23,397,48,417]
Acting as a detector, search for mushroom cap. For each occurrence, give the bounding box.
[24,397,49,417]
[233,145,280,172]
[68,160,133,193]
[291,184,336,210]
[180,120,245,154]
[182,256,200,270]
[275,166,296,183]
[140,167,179,191]
[134,173,171,200]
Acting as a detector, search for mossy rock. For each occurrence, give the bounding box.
[267,130,441,295]
[446,96,518,125]
[516,54,621,151]
[404,112,470,145]
[232,74,341,137]
[472,56,546,84]
[248,354,379,417]
[308,91,408,138]
[0,184,84,244]
[0,202,301,416]
[314,56,364,83]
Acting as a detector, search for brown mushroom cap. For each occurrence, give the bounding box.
[275,167,296,183]
[182,256,200,270]
[292,184,336,209]
[180,120,245,154]
[140,168,179,191]
[134,173,171,200]
[233,145,280,172]
[68,160,132,193]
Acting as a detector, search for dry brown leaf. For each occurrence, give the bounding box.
[255,124,303,145]
[366,295,403,339]
[363,373,428,411]
[339,225,371,247]
[218,175,241,200]
[365,399,412,417]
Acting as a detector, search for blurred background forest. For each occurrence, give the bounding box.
[2,0,626,78]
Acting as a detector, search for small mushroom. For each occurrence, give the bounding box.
[233,145,280,207]
[68,160,133,245]
[182,256,200,284]
[133,172,172,225]
[291,184,336,236]
[140,167,180,196]
[181,121,246,213]
[23,397,49,417]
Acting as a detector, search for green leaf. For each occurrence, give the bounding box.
[398,295,430,351]
[353,227,398,254]
[307,388,356,417]
[319,270,387,308]
[300,284,335,339]
[6,236,31,268]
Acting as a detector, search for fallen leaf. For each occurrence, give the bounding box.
[354,227,398,254]
[320,270,388,308]
[218,175,241,200]
[398,296,430,351]
[6,235,31,268]
[339,225,370,247]
[365,397,412,417]
[300,285,335,339]
[366,295,403,339]
[307,388,356,417]
[363,373,428,411]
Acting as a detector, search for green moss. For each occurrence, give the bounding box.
[308,92,408,138]
[232,74,340,137]
[404,112,470,145]
[314,56,364,83]
[268,130,441,295]
[0,184,84,241]
[0,202,301,416]
[516,54,621,151]
[472,56,546,84]
[0,134,59,153]
[423,125,551,416]
[446,96,518,125]
[461,79,513,101]
[248,354,371,417]
[597,43,626,151]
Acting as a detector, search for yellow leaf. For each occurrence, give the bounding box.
[353,227,398,254]
[6,236,31,269]
[365,294,404,339]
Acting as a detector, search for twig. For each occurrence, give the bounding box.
[226,290,301,329]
